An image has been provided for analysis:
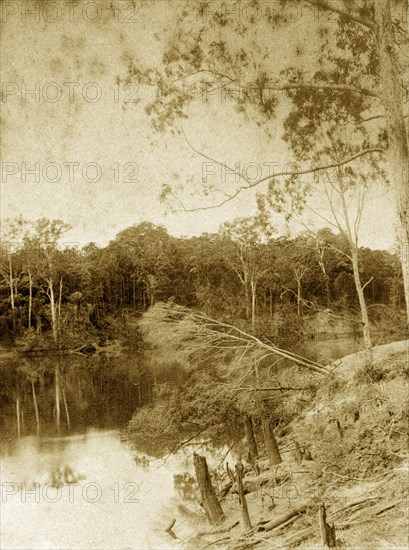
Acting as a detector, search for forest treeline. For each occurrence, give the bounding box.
[0,216,405,349]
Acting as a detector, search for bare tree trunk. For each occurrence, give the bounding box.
[48,279,58,343]
[28,270,33,329]
[193,453,224,524]
[244,280,251,320]
[55,363,61,430]
[261,414,282,467]
[31,380,40,434]
[8,255,15,310]
[235,461,252,533]
[57,277,63,339]
[21,408,25,433]
[351,248,372,354]
[250,280,256,329]
[375,0,409,324]
[336,176,373,355]
[16,396,21,437]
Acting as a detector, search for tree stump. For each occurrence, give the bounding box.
[193,453,224,524]
[261,414,282,466]
[245,415,260,475]
[318,503,337,547]
[235,460,252,533]
[245,415,259,460]
[294,440,303,464]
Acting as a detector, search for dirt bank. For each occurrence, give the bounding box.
[177,342,408,549]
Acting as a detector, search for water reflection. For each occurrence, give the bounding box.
[0,430,192,550]
[0,354,148,438]
[0,353,195,549]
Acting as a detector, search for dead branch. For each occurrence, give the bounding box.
[164,518,177,539]
[256,504,308,532]
[197,521,239,536]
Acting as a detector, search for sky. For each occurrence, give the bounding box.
[0,0,398,251]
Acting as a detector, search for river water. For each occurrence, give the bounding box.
[0,353,196,550]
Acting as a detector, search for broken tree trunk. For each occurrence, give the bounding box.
[226,462,236,484]
[294,440,303,464]
[235,460,252,533]
[318,503,337,548]
[194,453,225,524]
[261,415,282,467]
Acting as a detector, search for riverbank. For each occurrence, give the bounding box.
[172,341,408,549]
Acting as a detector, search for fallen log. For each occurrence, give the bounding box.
[256,504,307,532]
[197,521,239,536]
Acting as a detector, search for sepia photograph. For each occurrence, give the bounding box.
[0,1,408,549]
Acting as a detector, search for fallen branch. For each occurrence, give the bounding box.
[197,521,239,536]
[199,535,232,549]
[256,504,307,532]
[164,518,177,539]
[331,497,380,518]
[374,499,405,516]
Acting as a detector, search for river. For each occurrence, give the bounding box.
[0,333,399,549]
[0,353,196,550]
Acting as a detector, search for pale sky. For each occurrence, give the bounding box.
[0,0,398,251]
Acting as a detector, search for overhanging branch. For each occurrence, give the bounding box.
[181,129,385,211]
[303,0,375,30]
